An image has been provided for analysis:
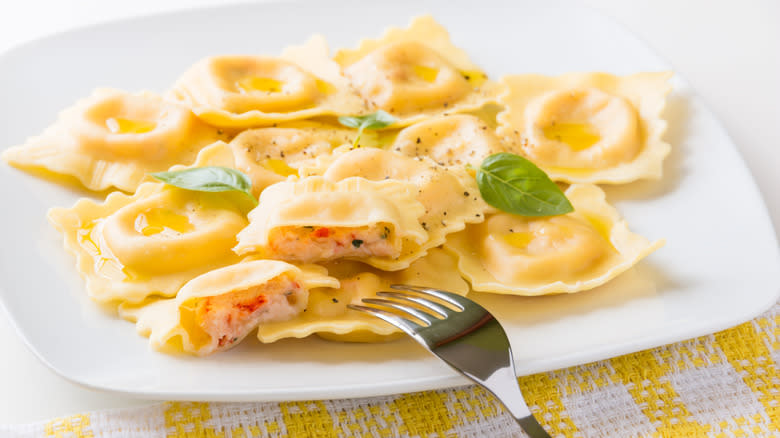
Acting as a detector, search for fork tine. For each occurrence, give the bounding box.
[361,298,437,325]
[389,284,466,311]
[376,291,450,318]
[346,304,423,336]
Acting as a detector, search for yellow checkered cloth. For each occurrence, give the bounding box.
[3,301,778,438]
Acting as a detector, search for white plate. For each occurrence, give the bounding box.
[0,0,778,402]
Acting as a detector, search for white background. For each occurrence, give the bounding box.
[0,0,777,424]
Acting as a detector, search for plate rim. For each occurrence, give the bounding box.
[0,0,778,402]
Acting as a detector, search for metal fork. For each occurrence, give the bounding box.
[348,285,551,438]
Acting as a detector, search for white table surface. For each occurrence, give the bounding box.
[0,0,778,425]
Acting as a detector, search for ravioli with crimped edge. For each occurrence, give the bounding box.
[497,72,672,183]
[443,184,664,295]
[119,260,338,355]
[302,147,489,270]
[5,15,671,357]
[47,142,247,303]
[228,121,355,196]
[256,248,468,344]
[2,89,222,192]
[169,35,365,128]
[391,114,506,167]
[234,175,429,267]
[334,15,501,126]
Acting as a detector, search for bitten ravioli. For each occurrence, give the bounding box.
[444,184,664,295]
[497,72,672,183]
[234,176,428,268]
[2,89,221,192]
[255,248,468,343]
[47,143,247,303]
[119,261,338,355]
[334,15,500,125]
[302,147,489,270]
[169,36,365,128]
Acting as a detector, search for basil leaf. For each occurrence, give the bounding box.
[476,152,573,216]
[337,115,362,128]
[361,110,397,129]
[338,110,397,130]
[151,166,258,206]
[338,110,397,147]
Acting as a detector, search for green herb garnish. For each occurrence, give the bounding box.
[338,110,397,147]
[352,239,364,248]
[151,166,258,206]
[474,152,573,216]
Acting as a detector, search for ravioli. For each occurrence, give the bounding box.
[302,147,489,270]
[47,142,247,303]
[229,121,355,196]
[444,184,664,295]
[119,261,338,355]
[391,114,505,167]
[5,17,675,356]
[496,72,672,183]
[334,15,500,125]
[255,248,468,343]
[234,176,428,268]
[2,88,221,192]
[169,35,365,128]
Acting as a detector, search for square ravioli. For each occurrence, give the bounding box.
[169,35,365,128]
[334,15,501,126]
[443,184,664,295]
[47,142,248,304]
[2,88,223,192]
[496,72,672,184]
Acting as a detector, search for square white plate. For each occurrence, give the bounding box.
[0,0,777,401]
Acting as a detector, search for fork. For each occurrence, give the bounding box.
[348,285,551,438]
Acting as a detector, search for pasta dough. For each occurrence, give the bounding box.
[47,142,247,303]
[392,114,505,167]
[444,184,664,295]
[256,248,469,343]
[170,36,365,128]
[2,89,221,192]
[334,15,500,125]
[119,261,338,355]
[303,147,489,270]
[497,72,672,183]
[228,122,354,196]
[234,176,428,267]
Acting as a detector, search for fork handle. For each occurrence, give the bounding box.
[516,415,551,438]
[483,368,552,438]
